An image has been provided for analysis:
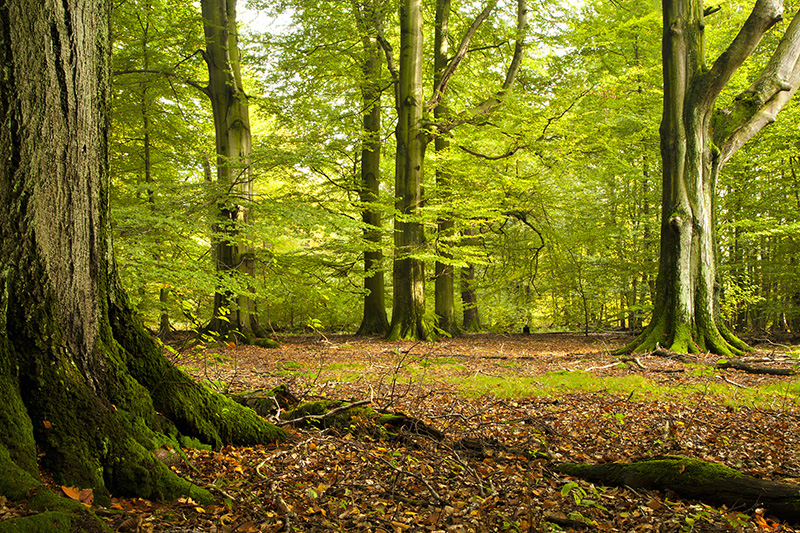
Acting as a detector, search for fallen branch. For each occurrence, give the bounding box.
[543,512,590,529]
[716,359,797,376]
[277,399,371,427]
[720,375,748,388]
[620,356,646,369]
[557,456,800,524]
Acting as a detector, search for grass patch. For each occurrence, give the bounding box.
[414,356,464,368]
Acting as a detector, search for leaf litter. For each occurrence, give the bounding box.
[90,333,800,532]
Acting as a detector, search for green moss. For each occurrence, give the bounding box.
[0,444,39,500]
[254,338,280,349]
[0,487,110,533]
[558,456,743,489]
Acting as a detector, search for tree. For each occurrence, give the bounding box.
[201,0,266,339]
[387,0,429,340]
[387,0,528,340]
[432,0,459,336]
[624,0,800,355]
[354,0,391,336]
[0,0,285,528]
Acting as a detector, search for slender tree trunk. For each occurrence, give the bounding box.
[622,0,800,356]
[355,0,390,336]
[0,1,284,528]
[461,227,481,331]
[387,0,429,340]
[201,0,264,340]
[433,0,459,337]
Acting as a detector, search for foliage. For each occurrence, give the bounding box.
[108,0,800,337]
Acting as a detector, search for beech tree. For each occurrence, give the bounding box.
[0,0,284,529]
[387,0,528,340]
[354,0,392,336]
[624,0,800,355]
[201,0,266,339]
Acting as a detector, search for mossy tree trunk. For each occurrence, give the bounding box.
[201,0,265,340]
[354,0,391,337]
[0,1,285,529]
[624,0,800,356]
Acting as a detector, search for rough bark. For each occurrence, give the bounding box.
[201,0,265,340]
[0,1,285,529]
[558,456,800,524]
[387,0,430,341]
[354,0,390,337]
[622,0,800,356]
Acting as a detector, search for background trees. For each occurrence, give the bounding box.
[107,0,800,344]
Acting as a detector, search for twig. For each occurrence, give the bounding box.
[720,375,749,388]
[620,356,646,369]
[377,457,450,506]
[268,481,296,532]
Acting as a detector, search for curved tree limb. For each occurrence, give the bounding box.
[113,68,210,96]
[701,0,783,107]
[719,11,800,164]
[427,0,498,109]
[434,0,528,135]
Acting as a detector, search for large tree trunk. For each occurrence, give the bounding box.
[0,0,285,529]
[623,0,800,356]
[355,0,390,337]
[201,0,264,340]
[387,0,430,341]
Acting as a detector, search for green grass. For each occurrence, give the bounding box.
[451,367,800,410]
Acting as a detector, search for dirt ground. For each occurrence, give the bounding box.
[80,334,800,530]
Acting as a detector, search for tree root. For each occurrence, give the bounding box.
[650,344,797,376]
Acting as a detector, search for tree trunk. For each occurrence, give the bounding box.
[461,230,481,331]
[433,0,460,337]
[0,0,285,528]
[355,0,390,337]
[622,0,800,356]
[201,0,264,340]
[387,0,429,341]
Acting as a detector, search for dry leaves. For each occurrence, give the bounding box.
[92,333,799,532]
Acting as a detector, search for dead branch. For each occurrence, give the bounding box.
[277,399,372,427]
[716,358,797,375]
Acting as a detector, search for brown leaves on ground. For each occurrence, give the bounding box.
[98,333,800,532]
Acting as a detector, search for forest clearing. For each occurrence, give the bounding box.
[15,332,792,533]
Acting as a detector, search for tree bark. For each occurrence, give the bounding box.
[354,0,390,337]
[0,0,285,528]
[558,456,800,524]
[622,0,800,356]
[387,0,430,340]
[201,0,265,340]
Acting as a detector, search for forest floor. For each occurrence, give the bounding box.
[104,333,800,532]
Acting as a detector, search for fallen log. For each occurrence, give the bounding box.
[650,345,796,376]
[716,359,797,376]
[557,456,800,524]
